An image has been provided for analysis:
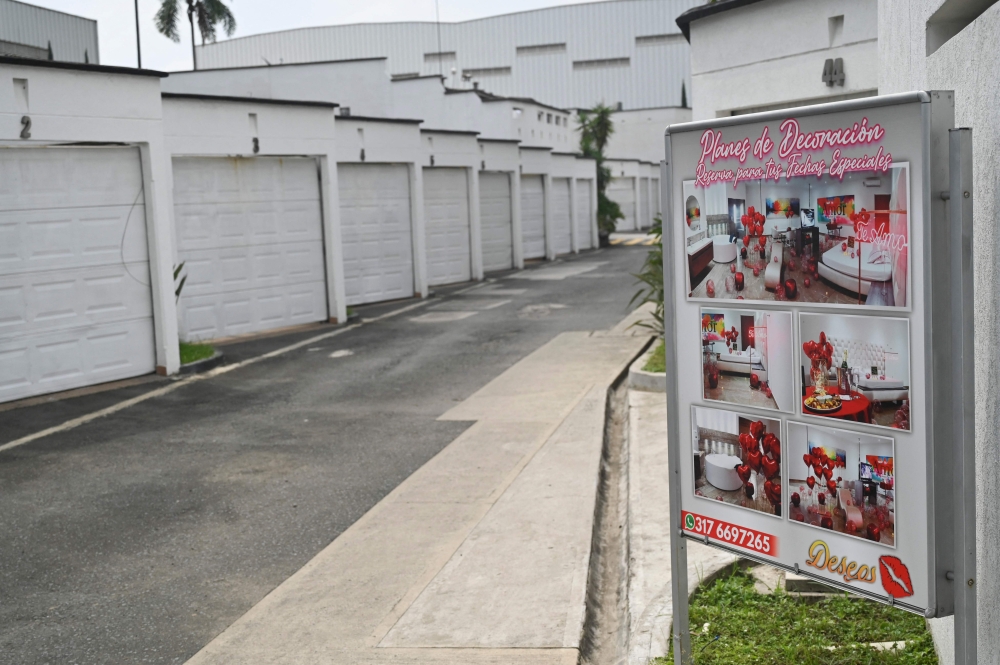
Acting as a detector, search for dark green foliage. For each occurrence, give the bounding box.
[654,565,938,665]
[629,215,663,335]
[577,103,623,236]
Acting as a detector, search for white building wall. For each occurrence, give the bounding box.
[603,106,692,163]
[193,0,700,111]
[687,0,878,119]
[879,0,1000,655]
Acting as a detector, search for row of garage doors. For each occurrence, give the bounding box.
[0,149,594,403]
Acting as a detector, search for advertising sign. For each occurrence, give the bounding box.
[663,92,959,618]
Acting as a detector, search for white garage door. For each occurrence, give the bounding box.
[338,164,414,306]
[640,177,651,229]
[0,146,155,403]
[550,178,572,255]
[479,172,513,272]
[520,175,545,259]
[424,168,471,286]
[608,177,636,231]
[575,179,594,250]
[173,157,327,341]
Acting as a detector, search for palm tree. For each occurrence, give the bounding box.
[577,103,622,241]
[155,0,236,70]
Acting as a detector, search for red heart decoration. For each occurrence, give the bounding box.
[813,463,824,479]
[821,515,833,529]
[819,332,827,345]
[790,492,801,507]
[806,477,815,489]
[763,480,781,506]
[743,235,751,247]
[758,235,766,248]
[747,450,763,473]
[826,479,837,494]
[817,492,826,505]
[761,455,780,480]
[749,420,766,441]
[846,520,858,533]
[736,464,752,485]
[823,467,833,481]
[739,432,756,452]
[867,523,881,542]
[802,453,813,468]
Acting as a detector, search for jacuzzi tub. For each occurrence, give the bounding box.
[704,453,743,491]
[712,235,737,263]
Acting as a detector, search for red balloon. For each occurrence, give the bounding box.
[761,455,780,480]
[821,515,833,529]
[753,267,760,277]
[826,479,837,494]
[736,464,752,485]
[806,477,815,489]
[867,523,881,542]
[747,450,763,473]
[749,420,766,441]
[794,513,805,522]
[819,332,826,345]
[743,235,751,247]
[817,492,826,505]
[802,453,813,467]
[804,277,811,288]
[758,235,766,248]
[823,467,833,481]
[790,492,801,507]
[842,242,848,251]
[730,263,736,274]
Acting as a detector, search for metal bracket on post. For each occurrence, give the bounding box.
[949,127,976,665]
[662,150,692,665]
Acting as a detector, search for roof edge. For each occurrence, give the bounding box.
[0,55,167,78]
[162,92,338,108]
[675,0,770,41]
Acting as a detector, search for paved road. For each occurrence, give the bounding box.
[0,247,647,665]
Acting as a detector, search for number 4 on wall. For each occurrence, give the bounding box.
[822,58,845,87]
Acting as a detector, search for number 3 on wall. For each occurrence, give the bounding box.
[20,115,31,139]
[822,58,845,87]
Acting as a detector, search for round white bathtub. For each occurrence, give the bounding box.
[712,235,737,263]
[704,453,743,491]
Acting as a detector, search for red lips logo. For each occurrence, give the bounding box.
[878,556,914,599]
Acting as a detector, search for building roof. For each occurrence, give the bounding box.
[445,87,570,114]
[168,56,386,75]
[333,114,423,125]
[0,54,166,77]
[675,0,770,41]
[420,128,480,136]
[162,92,338,108]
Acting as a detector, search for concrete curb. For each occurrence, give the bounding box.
[628,345,665,393]
[177,351,225,376]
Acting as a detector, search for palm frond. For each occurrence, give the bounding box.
[154,0,181,42]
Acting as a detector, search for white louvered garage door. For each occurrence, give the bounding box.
[338,163,414,306]
[0,146,155,403]
[423,168,471,286]
[575,179,594,250]
[479,172,513,272]
[608,177,636,231]
[173,157,327,341]
[640,177,651,229]
[520,175,545,259]
[550,178,572,255]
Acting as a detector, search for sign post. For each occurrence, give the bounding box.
[661,92,972,664]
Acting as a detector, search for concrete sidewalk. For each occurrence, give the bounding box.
[184,327,649,664]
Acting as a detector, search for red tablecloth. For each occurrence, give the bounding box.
[804,387,871,423]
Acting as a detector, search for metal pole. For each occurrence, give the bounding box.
[948,127,976,665]
[661,151,692,665]
[134,0,142,68]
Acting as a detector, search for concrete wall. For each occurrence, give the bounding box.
[880,0,1000,655]
[602,106,691,163]
[688,0,878,119]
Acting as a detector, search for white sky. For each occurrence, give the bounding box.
[31,0,607,72]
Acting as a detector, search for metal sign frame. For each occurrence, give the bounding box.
[660,91,975,665]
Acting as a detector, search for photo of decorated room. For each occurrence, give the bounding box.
[701,308,794,412]
[787,422,895,546]
[684,166,909,308]
[799,313,910,430]
[692,406,782,517]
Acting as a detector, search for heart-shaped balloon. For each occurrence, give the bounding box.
[743,235,751,247]
[736,464,752,485]
[846,520,858,533]
[802,453,813,468]
[790,492,801,507]
[806,477,815,489]
[739,432,756,452]
[764,480,781,506]
[817,492,826,505]
[819,331,827,345]
[821,515,833,529]
[867,523,881,542]
[753,267,760,277]
[749,420,765,441]
[813,463,824,479]
[826,479,837,494]
[758,235,766,248]
[744,484,755,499]
[823,467,833,481]
[747,450,763,473]
[761,455,780,480]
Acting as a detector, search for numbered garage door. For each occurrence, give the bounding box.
[575,179,594,250]
[640,177,651,229]
[173,157,327,341]
[479,172,513,272]
[0,146,155,403]
[520,175,545,259]
[424,168,471,286]
[608,177,636,231]
[550,178,572,255]
[338,163,414,306]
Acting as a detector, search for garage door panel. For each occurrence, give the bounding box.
[520,175,545,260]
[180,241,325,298]
[0,204,149,276]
[575,180,593,250]
[424,168,471,286]
[479,172,513,272]
[182,284,326,341]
[551,178,572,255]
[339,164,414,306]
[0,147,145,211]
[0,317,155,402]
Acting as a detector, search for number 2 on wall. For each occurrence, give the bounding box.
[20,115,31,139]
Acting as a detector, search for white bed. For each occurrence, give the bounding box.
[711,347,766,380]
[856,376,908,403]
[818,241,892,296]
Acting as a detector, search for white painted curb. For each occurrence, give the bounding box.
[628,344,666,393]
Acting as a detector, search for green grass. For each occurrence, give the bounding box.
[179,342,215,365]
[653,565,937,665]
[643,340,666,373]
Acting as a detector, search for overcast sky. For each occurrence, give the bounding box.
[31,0,605,71]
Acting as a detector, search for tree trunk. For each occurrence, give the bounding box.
[188,9,197,70]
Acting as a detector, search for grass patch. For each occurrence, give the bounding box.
[179,342,215,365]
[643,340,666,373]
[653,565,937,665]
